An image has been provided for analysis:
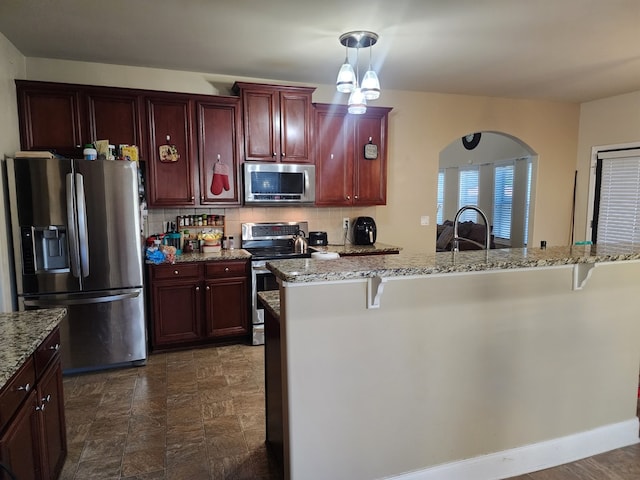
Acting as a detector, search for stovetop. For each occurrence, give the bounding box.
[241,221,310,261]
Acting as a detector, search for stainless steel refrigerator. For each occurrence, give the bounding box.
[6,156,147,373]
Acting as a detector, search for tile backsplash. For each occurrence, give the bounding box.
[145,206,377,246]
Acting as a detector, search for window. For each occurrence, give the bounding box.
[458,167,478,221]
[493,164,514,241]
[593,149,640,244]
[436,170,444,224]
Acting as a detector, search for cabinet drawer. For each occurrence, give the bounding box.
[151,263,201,280]
[34,328,61,378]
[0,356,36,431]
[205,261,248,278]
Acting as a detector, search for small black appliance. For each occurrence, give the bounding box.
[309,231,328,246]
[353,217,377,245]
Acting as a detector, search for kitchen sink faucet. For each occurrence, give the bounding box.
[452,205,491,252]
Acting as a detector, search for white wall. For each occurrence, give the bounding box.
[0,33,25,312]
[574,91,640,242]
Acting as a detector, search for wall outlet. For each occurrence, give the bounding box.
[420,215,430,226]
[343,217,350,231]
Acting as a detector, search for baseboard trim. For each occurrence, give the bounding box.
[388,418,639,480]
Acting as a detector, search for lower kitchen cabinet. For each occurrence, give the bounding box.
[0,328,67,480]
[149,260,250,349]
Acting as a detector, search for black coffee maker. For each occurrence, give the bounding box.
[353,217,377,245]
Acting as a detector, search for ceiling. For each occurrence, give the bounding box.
[1,0,639,103]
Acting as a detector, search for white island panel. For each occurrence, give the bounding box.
[279,262,640,480]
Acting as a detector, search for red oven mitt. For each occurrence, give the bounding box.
[210,162,230,195]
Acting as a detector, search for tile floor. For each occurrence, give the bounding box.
[59,343,640,480]
[59,344,282,480]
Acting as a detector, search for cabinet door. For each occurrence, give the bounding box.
[241,89,279,162]
[15,80,83,157]
[353,107,391,206]
[85,89,145,158]
[314,105,353,206]
[37,359,67,480]
[279,90,313,164]
[0,389,41,480]
[151,281,202,345]
[196,98,242,205]
[204,277,249,338]
[146,95,195,206]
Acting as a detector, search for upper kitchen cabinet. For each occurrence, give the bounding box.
[16,80,83,158]
[15,80,145,159]
[314,103,392,206]
[84,87,146,160]
[145,94,195,207]
[195,96,242,206]
[233,82,315,164]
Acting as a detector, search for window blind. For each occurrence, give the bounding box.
[437,170,444,224]
[493,164,514,240]
[458,168,479,222]
[596,152,640,244]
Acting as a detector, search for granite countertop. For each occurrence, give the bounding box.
[267,244,640,283]
[258,291,280,319]
[311,242,401,256]
[0,308,66,389]
[148,249,252,264]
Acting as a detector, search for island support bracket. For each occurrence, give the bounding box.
[367,276,388,309]
[573,263,596,290]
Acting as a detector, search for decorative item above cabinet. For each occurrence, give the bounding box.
[233,82,316,164]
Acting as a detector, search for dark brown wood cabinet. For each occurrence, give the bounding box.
[85,88,145,158]
[15,81,243,208]
[145,94,196,207]
[149,260,250,349]
[0,328,66,480]
[16,80,144,159]
[314,103,392,206]
[234,82,315,163]
[195,97,242,205]
[16,81,83,157]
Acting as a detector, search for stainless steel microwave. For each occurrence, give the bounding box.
[243,163,315,205]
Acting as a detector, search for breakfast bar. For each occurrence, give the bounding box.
[266,245,640,480]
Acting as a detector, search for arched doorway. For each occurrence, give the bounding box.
[437,131,537,249]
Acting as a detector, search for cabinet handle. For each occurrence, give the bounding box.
[355,195,359,199]
[273,152,277,157]
[206,285,210,290]
[49,343,60,351]
[224,267,230,272]
[282,152,286,157]
[346,195,351,200]
[17,383,30,392]
[195,286,200,291]
[174,270,179,275]
[42,394,51,404]
[191,196,195,201]
[330,154,334,159]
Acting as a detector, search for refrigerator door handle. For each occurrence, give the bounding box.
[66,173,81,278]
[75,173,90,277]
[23,290,140,307]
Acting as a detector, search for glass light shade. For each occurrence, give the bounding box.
[336,62,356,93]
[361,70,380,100]
[347,87,367,114]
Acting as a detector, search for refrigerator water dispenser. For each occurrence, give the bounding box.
[32,226,69,273]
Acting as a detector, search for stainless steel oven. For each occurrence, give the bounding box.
[241,221,309,345]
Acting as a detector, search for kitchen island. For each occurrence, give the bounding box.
[266,245,640,480]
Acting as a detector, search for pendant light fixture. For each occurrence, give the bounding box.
[335,31,380,114]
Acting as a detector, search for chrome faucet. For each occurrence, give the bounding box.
[452,205,491,252]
